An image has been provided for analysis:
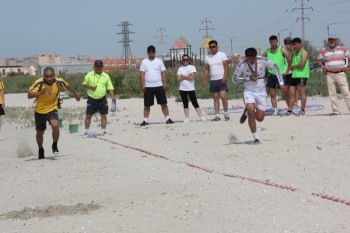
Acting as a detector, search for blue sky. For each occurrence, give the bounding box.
[1,0,350,59]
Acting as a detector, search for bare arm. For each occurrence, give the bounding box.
[222,60,229,83]
[66,84,80,101]
[291,50,309,70]
[140,71,146,92]
[201,64,210,87]
[161,70,167,89]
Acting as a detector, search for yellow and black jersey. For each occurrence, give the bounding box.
[29,77,68,114]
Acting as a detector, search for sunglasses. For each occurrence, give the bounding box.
[209,45,216,48]
[182,58,189,61]
[284,43,291,45]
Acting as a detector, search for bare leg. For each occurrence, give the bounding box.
[85,115,92,129]
[212,92,220,115]
[219,90,228,112]
[101,114,107,129]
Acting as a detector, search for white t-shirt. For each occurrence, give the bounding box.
[140,57,166,87]
[232,56,283,93]
[205,51,228,81]
[177,65,197,91]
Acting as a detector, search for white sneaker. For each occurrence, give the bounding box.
[273,108,278,116]
[98,131,110,136]
[82,132,89,138]
[183,118,191,123]
[224,113,230,121]
[200,117,207,122]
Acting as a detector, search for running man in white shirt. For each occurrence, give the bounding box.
[202,40,230,121]
[233,48,285,144]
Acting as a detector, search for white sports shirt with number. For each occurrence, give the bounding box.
[205,51,228,81]
[177,65,197,91]
[232,56,283,93]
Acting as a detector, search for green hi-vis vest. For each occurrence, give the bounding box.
[292,48,309,78]
[267,46,287,75]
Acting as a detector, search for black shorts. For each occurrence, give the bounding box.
[266,74,281,89]
[86,96,108,115]
[283,73,292,86]
[144,86,167,107]
[290,78,308,87]
[35,110,58,131]
[209,79,228,93]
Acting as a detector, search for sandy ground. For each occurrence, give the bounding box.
[0,93,350,233]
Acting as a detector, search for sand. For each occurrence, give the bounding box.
[0,93,349,233]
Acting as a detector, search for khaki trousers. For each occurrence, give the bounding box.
[326,72,350,113]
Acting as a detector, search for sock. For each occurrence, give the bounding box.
[252,132,259,140]
[144,118,148,123]
[224,112,228,115]
[165,116,170,121]
[84,129,89,133]
[216,114,220,117]
[52,142,57,147]
[101,128,106,133]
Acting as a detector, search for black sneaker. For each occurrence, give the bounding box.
[38,148,45,160]
[140,121,148,126]
[52,143,59,154]
[239,109,247,124]
[166,118,175,124]
[253,139,260,145]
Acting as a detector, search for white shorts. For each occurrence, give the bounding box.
[243,91,267,111]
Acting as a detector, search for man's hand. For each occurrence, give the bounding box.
[249,75,258,82]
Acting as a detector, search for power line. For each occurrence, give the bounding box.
[156,27,168,56]
[293,0,313,40]
[116,21,134,69]
[199,18,215,39]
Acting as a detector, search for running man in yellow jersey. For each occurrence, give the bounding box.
[28,67,80,159]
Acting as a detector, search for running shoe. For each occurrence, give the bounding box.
[272,108,279,116]
[239,109,247,124]
[211,116,221,121]
[224,113,230,121]
[166,119,175,124]
[183,118,191,123]
[140,121,148,126]
[200,117,207,122]
[52,143,59,154]
[38,148,45,160]
[298,110,305,116]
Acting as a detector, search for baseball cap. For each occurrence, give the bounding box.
[328,33,338,39]
[147,45,156,53]
[284,37,293,43]
[94,60,103,66]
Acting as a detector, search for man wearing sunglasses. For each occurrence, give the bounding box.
[202,40,230,121]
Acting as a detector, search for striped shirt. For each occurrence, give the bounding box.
[317,46,349,71]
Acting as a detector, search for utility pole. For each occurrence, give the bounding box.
[293,0,313,40]
[156,27,168,57]
[117,21,134,69]
[200,18,215,39]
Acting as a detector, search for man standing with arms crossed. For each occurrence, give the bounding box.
[316,33,350,115]
[262,35,290,116]
[139,45,174,126]
[202,40,230,121]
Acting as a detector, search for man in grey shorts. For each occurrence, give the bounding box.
[202,40,230,121]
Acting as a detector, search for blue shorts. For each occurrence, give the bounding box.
[266,74,281,89]
[86,96,108,115]
[209,79,228,93]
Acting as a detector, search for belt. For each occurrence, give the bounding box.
[328,71,344,74]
